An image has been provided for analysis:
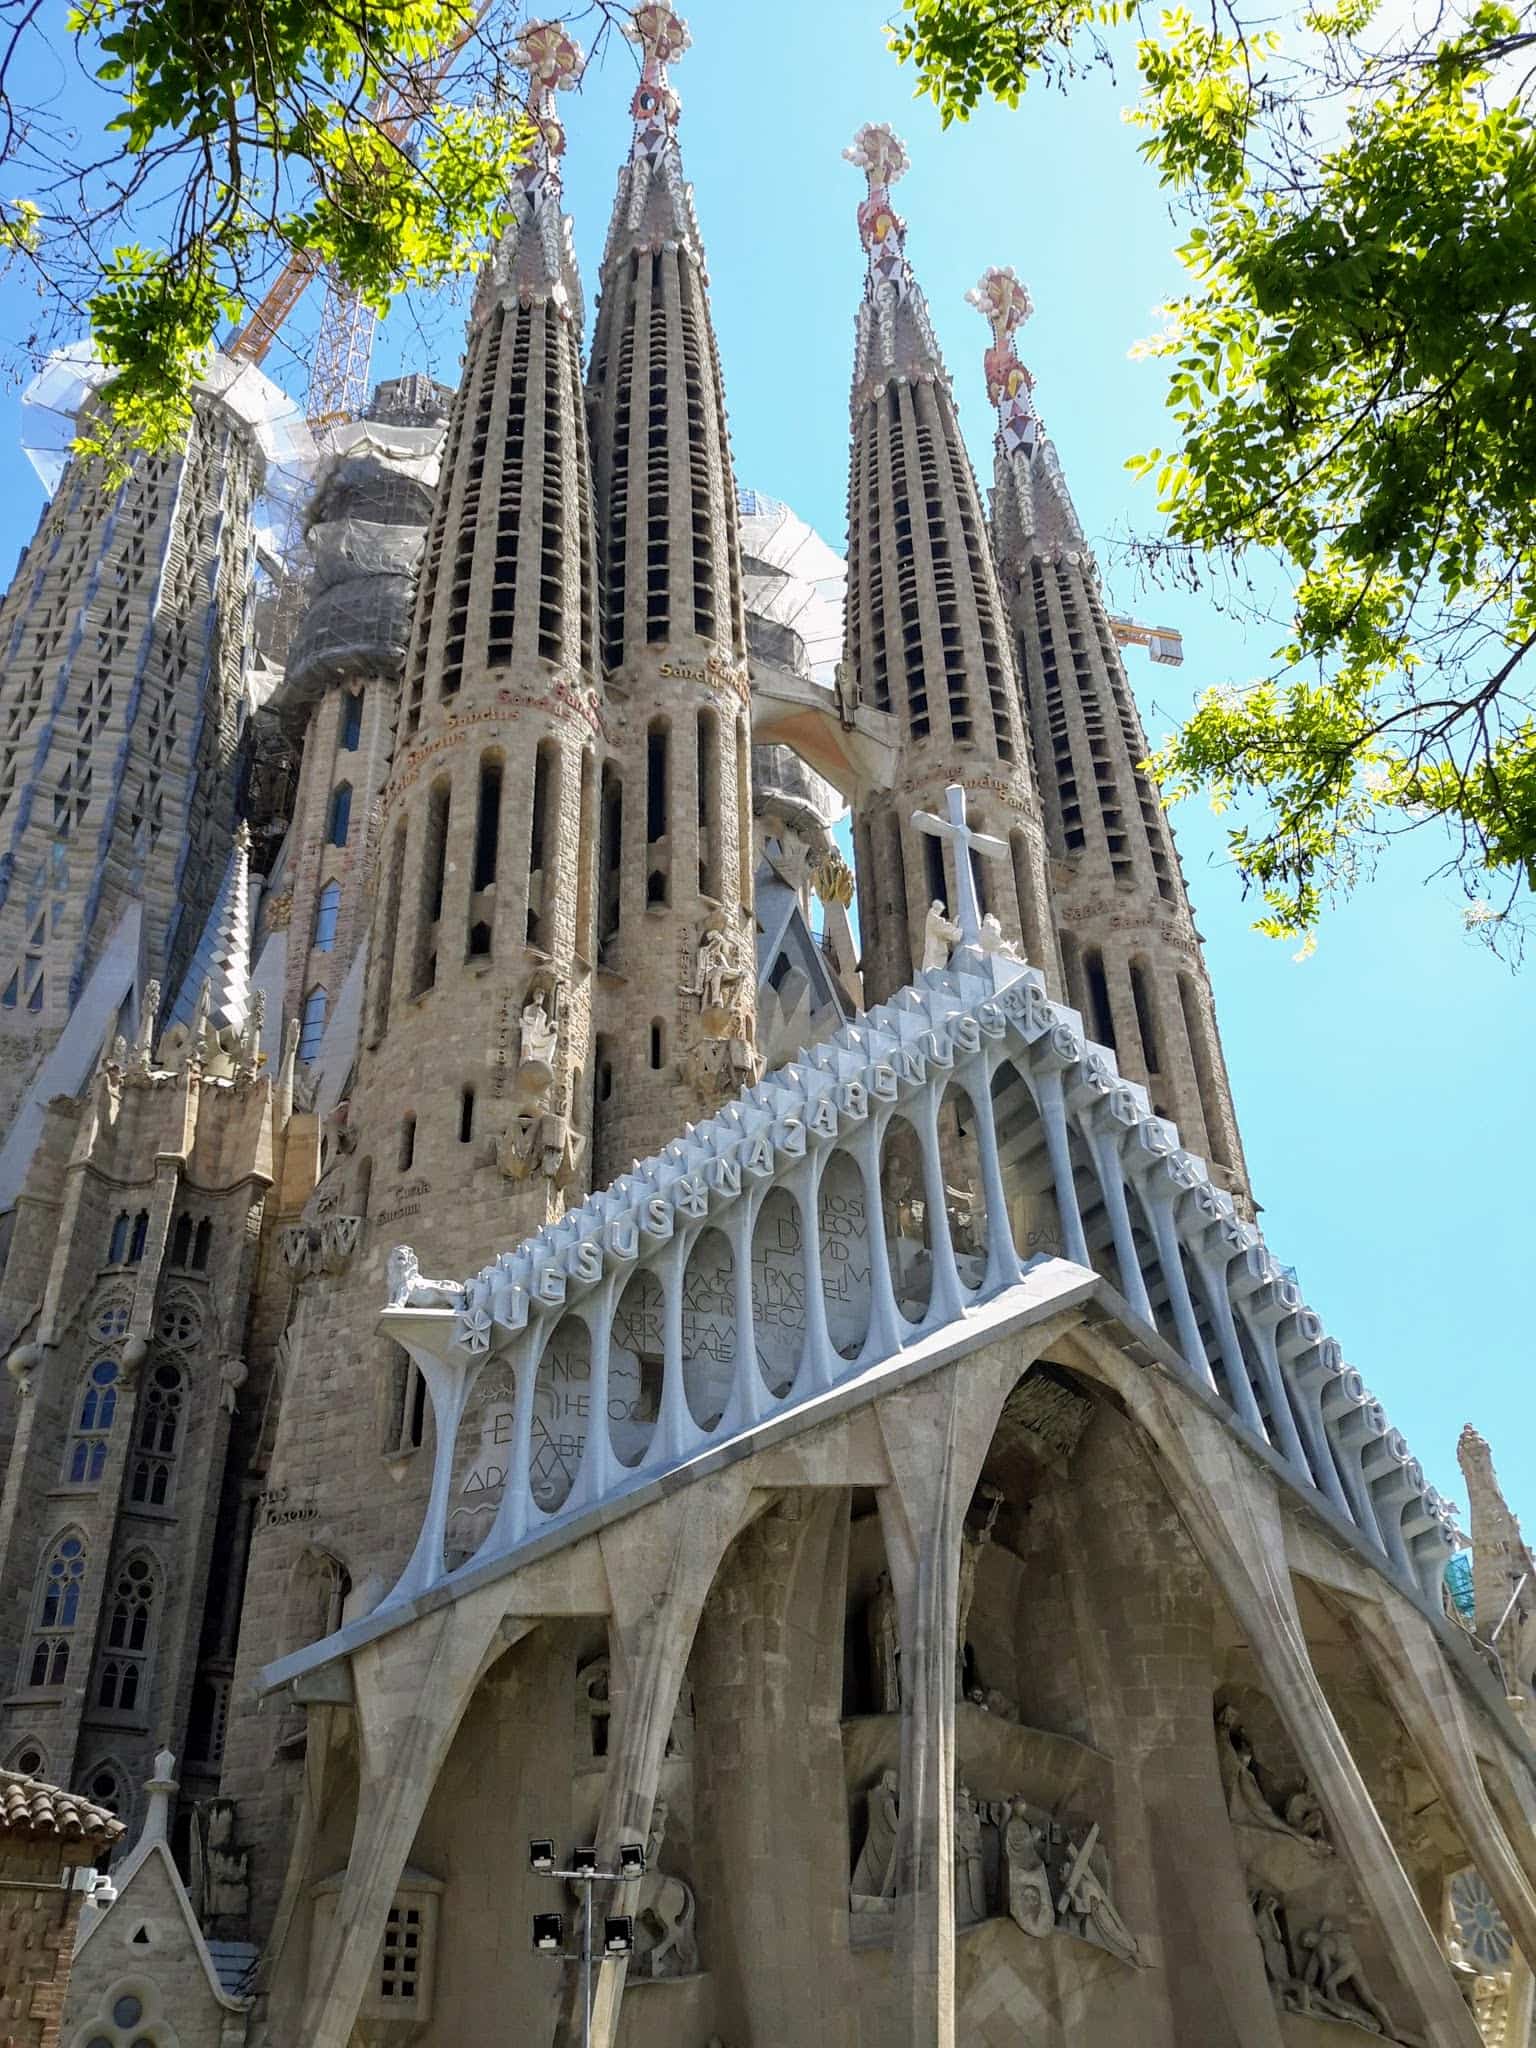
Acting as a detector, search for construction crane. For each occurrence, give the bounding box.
[225,2,493,427]
[1109,614,1184,667]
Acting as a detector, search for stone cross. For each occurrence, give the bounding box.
[912,784,1007,949]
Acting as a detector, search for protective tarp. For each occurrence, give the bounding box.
[280,414,448,707]
[20,340,315,560]
[737,487,846,684]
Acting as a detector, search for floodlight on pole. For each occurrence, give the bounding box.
[529,1835,649,2048]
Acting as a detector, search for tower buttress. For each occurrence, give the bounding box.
[974,267,1251,1204]
[839,127,1057,1007]
[585,5,756,1178]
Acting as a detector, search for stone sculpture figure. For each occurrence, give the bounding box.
[1216,1704,1321,1842]
[519,988,559,1079]
[386,1245,466,1311]
[1252,1888,1298,1999]
[633,1799,699,1979]
[955,1780,987,1925]
[1056,1824,1142,1966]
[1298,1917,1396,2035]
[850,1769,900,1913]
[923,899,961,971]
[956,1486,1004,1696]
[1003,1798,1053,1937]
[693,925,750,1016]
[868,1570,901,1711]
[979,912,1022,962]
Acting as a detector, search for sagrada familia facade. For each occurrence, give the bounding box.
[0,9,1533,2047]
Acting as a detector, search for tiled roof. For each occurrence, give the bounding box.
[0,1769,124,1845]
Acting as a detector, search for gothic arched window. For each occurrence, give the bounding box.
[128,1365,184,1507]
[170,1211,192,1267]
[108,1211,129,1263]
[128,1210,149,1262]
[327,782,353,847]
[97,1554,156,1711]
[29,1531,86,1687]
[192,1217,212,1270]
[313,879,341,952]
[66,1360,118,1484]
[299,985,328,1063]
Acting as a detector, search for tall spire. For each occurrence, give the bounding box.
[601,1,704,264]
[473,18,585,317]
[585,6,754,1174]
[167,823,252,1038]
[844,122,944,397]
[976,268,1250,1204]
[838,130,1056,1003]
[968,264,1084,559]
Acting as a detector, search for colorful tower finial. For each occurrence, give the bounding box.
[968,265,1037,453]
[512,19,584,201]
[624,3,691,162]
[844,123,913,290]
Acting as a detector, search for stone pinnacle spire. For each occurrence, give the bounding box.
[844,122,945,397]
[838,135,1056,1002]
[167,822,252,1037]
[976,269,1251,1203]
[585,4,754,1172]
[601,2,703,264]
[968,264,1084,560]
[473,19,585,319]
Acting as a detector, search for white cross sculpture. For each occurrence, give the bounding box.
[912,784,1007,949]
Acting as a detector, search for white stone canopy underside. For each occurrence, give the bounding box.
[263,947,1455,1690]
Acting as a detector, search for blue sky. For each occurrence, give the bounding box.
[1,0,1531,1531]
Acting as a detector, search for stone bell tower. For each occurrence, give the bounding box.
[584,4,756,1180]
[839,126,1057,1007]
[975,266,1250,1202]
[358,16,603,1235]
[218,20,607,1922]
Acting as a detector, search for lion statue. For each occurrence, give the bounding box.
[385,1246,465,1312]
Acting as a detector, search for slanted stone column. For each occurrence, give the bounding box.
[294,1598,527,2048]
[1348,1596,1536,1969]
[553,1470,754,2048]
[871,1347,1023,2047]
[1070,1328,1482,2048]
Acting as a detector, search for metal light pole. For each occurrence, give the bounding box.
[530,1837,647,2048]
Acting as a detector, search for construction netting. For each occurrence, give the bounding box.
[20,340,315,561]
[281,416,448,706]
[737,487,846,685]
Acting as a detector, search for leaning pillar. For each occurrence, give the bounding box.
[298,1600,526,2048]
[552,1472,755,2048]
[1093,1353,1483,2048]
[873,1353,1022,2048]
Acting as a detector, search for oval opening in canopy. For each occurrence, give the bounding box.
[530,1316,592,1514]
[681,1226,737,1430]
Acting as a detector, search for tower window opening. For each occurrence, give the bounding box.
[575,751,597,959]
[1130,959,1162,1075]
[472,756,502,893]
[413,780,451,995]
[128,1210,149,1263]
[598,766,623,959]
[339,690,363,752]
[399,1115,416,1172]
[650,1019,664,1070]
[1084,946,1116,1051]
[313,879,341,953]
[696,708,721,899]
[192,1217,212,1271]
[924,828,946,914]
[459,1088,475,1144]
[527,742,558,947]
[299,985,328,1063]
[327,782,353,848]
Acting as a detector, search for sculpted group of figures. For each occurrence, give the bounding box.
[849,1770,1140,1965]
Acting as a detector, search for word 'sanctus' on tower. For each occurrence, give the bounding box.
[363,17,602,1232]
[840,126,1057,1007]
[585,5,756,1178]
[975,266,1251,1204]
